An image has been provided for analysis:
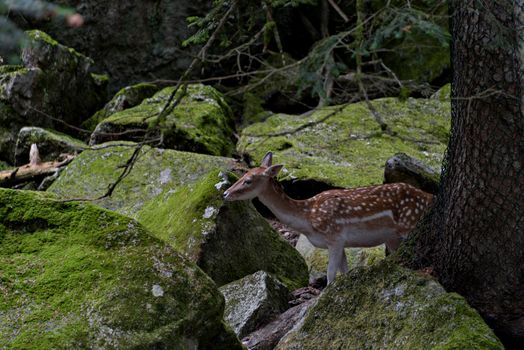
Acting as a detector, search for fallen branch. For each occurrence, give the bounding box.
[0,154,75,188]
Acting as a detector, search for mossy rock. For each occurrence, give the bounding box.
[82,82,161,131]
[14,127,86,165]
[48,143,234,217]
[238,97,450,188]
[48,145,307,289]
[277,260,503,349]
[0,188,242,349]
[137,170,309,290]
[90,84,236,157]
[295,235,385,277]
[0,30,107,162]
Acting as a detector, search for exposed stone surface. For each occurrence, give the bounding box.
[90,84,236,157]
[220,271,291,338]
[242,299,318,350]
[14,126,86,165]
[384,152,440,194]
[238,97,450,189]
[276,260,503,349]
[0,188,242,349]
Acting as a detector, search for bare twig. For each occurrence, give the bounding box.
[327,0,349,22]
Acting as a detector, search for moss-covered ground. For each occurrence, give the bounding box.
[238,97,450,188]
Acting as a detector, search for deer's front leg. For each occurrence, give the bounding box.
[327,245,344,284]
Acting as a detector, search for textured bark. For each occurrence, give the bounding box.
[410,0,524,345]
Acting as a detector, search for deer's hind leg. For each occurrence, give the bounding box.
[339,249,349,274]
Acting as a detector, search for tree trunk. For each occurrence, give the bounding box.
[409,1,524,346]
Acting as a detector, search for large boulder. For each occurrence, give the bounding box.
[219,271,291,338]
[48,144,309,290]
[0,30,107,163]
[276,260,503,349]
[0,188,242,349]
[27,0,211,91]
[90,84,236,157]
[238,97,450,189]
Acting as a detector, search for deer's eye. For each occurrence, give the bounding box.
[243,178,252,185]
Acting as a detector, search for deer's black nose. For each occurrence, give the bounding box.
[223,191,230,200]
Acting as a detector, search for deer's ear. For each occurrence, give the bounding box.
[263,164,283,177]
[261,151,273,167]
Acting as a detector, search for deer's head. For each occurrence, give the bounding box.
[223,152,283,201]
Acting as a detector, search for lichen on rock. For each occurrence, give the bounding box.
[276,260,503,350]
[0,188,242,349]
[220,270,291,338]
[238,97,450,189]
[90,84,236,157]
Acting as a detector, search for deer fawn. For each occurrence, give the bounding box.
[223,152,433,284]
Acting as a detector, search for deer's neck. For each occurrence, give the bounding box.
[258,179,312,232]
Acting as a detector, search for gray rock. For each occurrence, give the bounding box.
[220,271,291,339]
[14,126,86,165]
[242,298,317,350]
[384,152,440,194]
[276,260,504,349]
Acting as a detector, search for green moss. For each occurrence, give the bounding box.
[238,97,450,188]
[278,260,503,350]
[0,188,240,349]
[82,82,159,131]
[0,65,24,74]
[93,84,236,156]
[90,73,109,85]
[432,84,451,101]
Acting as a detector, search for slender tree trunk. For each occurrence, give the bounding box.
[409,1,524,346]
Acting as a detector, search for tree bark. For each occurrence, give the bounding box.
[409,1,524,346]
